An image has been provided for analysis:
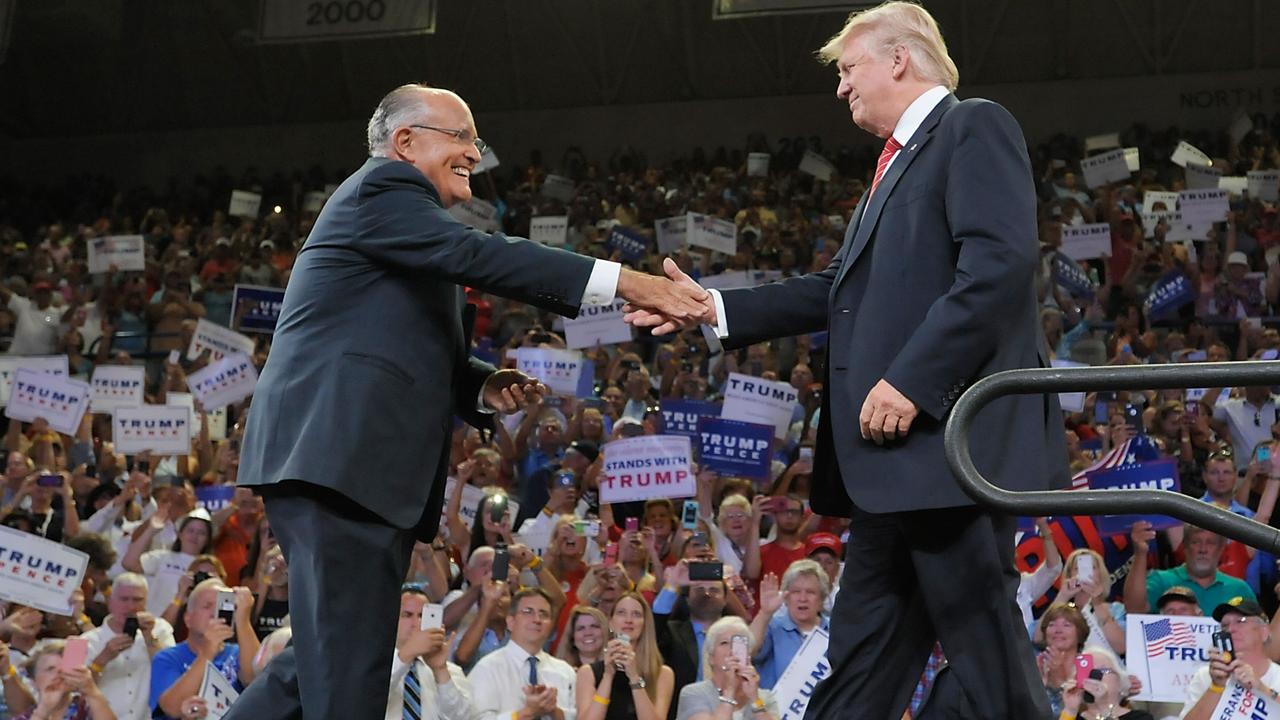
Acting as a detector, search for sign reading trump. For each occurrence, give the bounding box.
[0,526,88,616]
[1126,613,1219,703]
[113,406,192,455]
[600,435,694,504]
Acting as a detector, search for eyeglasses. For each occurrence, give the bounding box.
[722,513,749,522]
[1223,615,1264,626]
[409,124,488,154]
[518,607,552,620]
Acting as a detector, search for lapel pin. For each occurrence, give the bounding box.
[909,143,917,152]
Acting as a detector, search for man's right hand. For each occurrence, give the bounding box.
[620,259,715,335]
[1130,520,1155,556]
[95,634,135,667]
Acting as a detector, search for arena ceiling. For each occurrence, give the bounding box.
[1,0,1277,140]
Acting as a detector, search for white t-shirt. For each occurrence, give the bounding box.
[1179,660,1280,718]
[1213,396,1278,471]
[7,295,60,356]
[80,617,177,720]
[139,550,195,617]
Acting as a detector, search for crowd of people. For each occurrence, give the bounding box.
[0,106,1277,720]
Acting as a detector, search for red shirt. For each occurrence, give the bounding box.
[214,513,257,586]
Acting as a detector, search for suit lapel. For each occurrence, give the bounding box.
[834,94,958,291]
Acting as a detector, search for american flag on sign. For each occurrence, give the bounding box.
[1144,618,1197,657]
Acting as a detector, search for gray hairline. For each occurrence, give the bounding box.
[367,84,432,158]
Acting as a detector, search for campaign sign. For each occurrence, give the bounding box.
[5,369,90,435]
[1084,133,1121,153]
[798,151,835,182]
[529,216,569,246]
[441,478,521,533]
[1171,140,1211,168]
[541,175,576,203]
[1211,678,1279,719]
[87,235,145,274]
[773,628,831,720]
[199,661,240,719]
[655,215,689,253]
[606,227,649,262]
[1051,252,1095,298]
[1249,170,1280,202]
[661,399,721,438]
[1144,271,1195,318]
[113,406,192,455]
[562,301,632,350]
[599,435,694,504]
[228,190,261,218]
[0,356,68,406]
[747,153,770,177]
[1060,223,1111,262]
[231,285,286,334]
[195,486,236,514]
[0,526,88,615]
[187,353,259,411]
[1125,613,1218,702]
[475,145,500,174]
[1086,458,1181,535]
[1220,176,1249,197]
[1143,190,1179,214]
[1080,148,1131,188]
[90,365,145,414]
[447,197,502,232]
[687,213,737,255]
[722,373,799,440]
[1124,147,1140,172]
[514,348,584,396]
[1186,163,1224,191]
[1179,188,1230,227]
[188,319,256,362]
[698,417,773,479]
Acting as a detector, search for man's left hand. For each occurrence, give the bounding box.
[859,379,918,445]
[482,370,546,413]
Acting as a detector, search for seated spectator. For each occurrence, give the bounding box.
[14,640,116,720]
[385,586,474,720]
[160,555,228,636]
[78,573,175,720]
[1156,586,1203,616]
[1124,523,1256,615]
[1180,598,1280,720]
[1058,645,1151,720]
[1037,603,1088,716]
[557,606,608,669]
[1038,549,1125,656]
[653,560,730,692]
[674,616,779,720]
[469,588,577,720]
[699,493,760,579]
[802,533,842,613]
[149,580,259,719]
[642,499,680,570]
[575,591,674,720]
[577,566,632,620]
[749,560,830,690]
[121,509,214,618]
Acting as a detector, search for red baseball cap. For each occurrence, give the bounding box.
[805,532,842,557]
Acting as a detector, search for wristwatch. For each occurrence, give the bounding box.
[630,678,647,690]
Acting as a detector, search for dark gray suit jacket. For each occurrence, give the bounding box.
[719,95,1068,516]
[238,157,596,537]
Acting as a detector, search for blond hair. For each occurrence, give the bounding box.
[816,1,959,91]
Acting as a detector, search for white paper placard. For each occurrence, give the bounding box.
[1219,176,1249,197]
[721,372,797,440]
[228,190,262,218]
[599,435,694,504]
[198,661,240,719]
[0,525,88,615]
[1230,112,1254,144]
[529,216,569,246]
[113,406,193,455]
[1123,147,1140,172]
[1248,170,1280,202]
[541,175,576,203]
[798,151,836,182]
[1050,359,1088,411]
[187,319,256,362]
[0,356,68,407]
[87,235,145,274]
[1171,140,1211,168]
[441,477,521,538]
[1060,223,1112,262]
[1143,191,1179,214]
[771,628,831,720]
[687,212,737,255]
[1178,188,1230,228]
[90,365,145,414]
[5,369,90,434]
[474,146,500,174]
[655,215,689,254]
[513,347,584,396]
[1084,132,1121,153]
[746,153,770,177]
[1210,678,1280,719]
[1185,163,1223,191]
[1080,149,1131,188]
[448,198,502,232]
[562,301,633,350]
[187,353,258,411]
[1125,613,1219,702]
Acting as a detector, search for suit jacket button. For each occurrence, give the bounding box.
[837,308,851,314]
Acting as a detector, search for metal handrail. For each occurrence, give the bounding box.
[943,361,1280,555]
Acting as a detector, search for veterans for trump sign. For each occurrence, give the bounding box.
[0,525,88,615]
[5,369,90,435]
[773,628,831,720]
[113,406,192,455]
[600,435,694,504]
[1126,613,1219,703]
[1211,678,1279,720]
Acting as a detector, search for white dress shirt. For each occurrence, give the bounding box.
[467,641,576,720]
[80,616,176,720]
[385,652,476,720]
[708,86,951,338]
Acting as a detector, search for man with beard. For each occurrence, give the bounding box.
[757,495,809,586]
[652,560,729,697]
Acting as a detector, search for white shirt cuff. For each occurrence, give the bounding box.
[582,260,622,307]
[708,289,730,338]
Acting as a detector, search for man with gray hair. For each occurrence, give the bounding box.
[77,573,174,720]
[234,83,711,719]
[748,560,830,690]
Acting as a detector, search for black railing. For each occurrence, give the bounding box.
[943,361,1280,555]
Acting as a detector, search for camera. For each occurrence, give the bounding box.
[491,543,510,583]
[688,561,723,581]
[123,617,139,639]
[216,590,236,626]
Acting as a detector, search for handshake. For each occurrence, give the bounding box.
[618,258,717,335]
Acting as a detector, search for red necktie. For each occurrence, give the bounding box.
[870,135,904,197]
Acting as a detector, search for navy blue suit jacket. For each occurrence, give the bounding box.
[719,95,1068,516]
[239,157,596,537]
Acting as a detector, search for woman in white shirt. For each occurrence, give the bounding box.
[120,509,214,617]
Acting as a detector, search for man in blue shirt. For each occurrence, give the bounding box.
[150,579,260,719]
[749,559,831,689]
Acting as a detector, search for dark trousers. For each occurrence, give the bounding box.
[802,505,1051,720]
[225,481,417,720]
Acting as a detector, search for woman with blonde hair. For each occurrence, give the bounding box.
[1034,549,1125,657]
[576,591,675,720]
[558,605,609,669]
